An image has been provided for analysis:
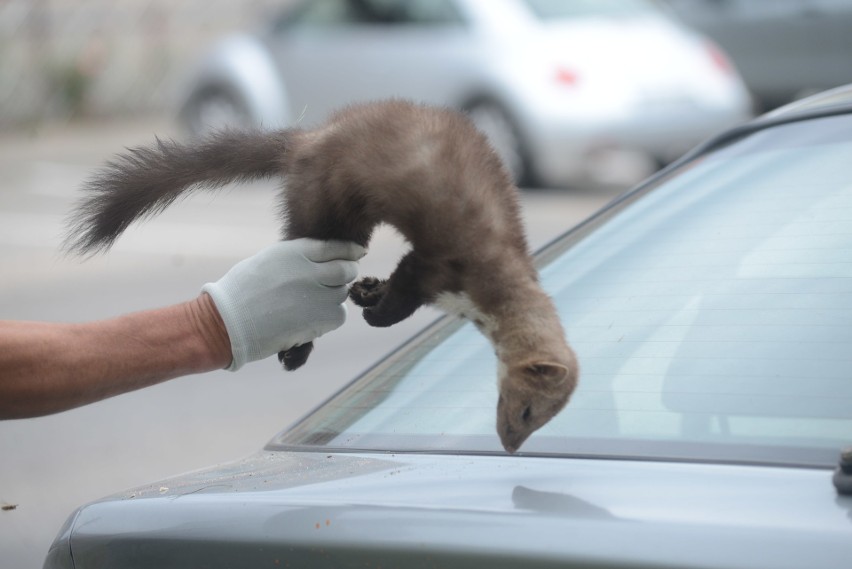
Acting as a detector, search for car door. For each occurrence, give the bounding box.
[264,0,479,127]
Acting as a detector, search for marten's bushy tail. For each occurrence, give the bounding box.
[63,128,289,255]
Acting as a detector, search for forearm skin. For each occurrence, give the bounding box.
[0,294,231,419]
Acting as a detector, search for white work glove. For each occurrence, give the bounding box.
[202,238,365,371]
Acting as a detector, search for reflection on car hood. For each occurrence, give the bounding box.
[64,452,851,568]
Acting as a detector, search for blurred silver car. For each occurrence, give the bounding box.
[663,0,852,111]
[178,0,753,187]
[46,86,852,569]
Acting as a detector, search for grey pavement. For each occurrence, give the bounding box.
[0,116,624,569]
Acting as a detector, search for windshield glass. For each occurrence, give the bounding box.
[521,0,661,20]
[274,114,852,467]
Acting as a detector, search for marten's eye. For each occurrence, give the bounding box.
[521,406,532,423]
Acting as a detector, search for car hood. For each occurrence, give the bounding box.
[56,451,851,568]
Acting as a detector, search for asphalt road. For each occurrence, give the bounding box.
[0,116,625,568]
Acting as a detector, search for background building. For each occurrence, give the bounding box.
[0,0,292,128]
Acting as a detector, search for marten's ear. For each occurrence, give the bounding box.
[514,361,570,390]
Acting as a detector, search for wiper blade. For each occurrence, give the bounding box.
[834,447,852,496]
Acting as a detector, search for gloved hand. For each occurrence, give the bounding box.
[202,238,365,371]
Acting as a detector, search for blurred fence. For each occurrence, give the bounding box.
[0,0,293,129]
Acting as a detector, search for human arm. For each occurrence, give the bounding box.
[0,239,364,419]
[0,294,229,419]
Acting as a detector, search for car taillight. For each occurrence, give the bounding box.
[705,40,735,75]
[555,66,580,87]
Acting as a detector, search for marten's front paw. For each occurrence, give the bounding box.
[349,277,386,307]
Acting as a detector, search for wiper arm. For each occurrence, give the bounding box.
[834,447,852,496]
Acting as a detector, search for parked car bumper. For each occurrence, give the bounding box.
[523,96,752,187]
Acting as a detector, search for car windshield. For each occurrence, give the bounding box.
[520,0,662,20]
[273,113,852,467]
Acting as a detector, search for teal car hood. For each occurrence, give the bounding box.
[55,452,852,569]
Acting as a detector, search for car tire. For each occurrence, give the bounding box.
[465,100,534,187]
[181,87,253,138]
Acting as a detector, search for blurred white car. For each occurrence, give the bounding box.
[178,0,753,187]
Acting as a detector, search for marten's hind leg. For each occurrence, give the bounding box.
[351,251,437,328]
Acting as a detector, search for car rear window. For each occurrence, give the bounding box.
[274,114,852,467]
